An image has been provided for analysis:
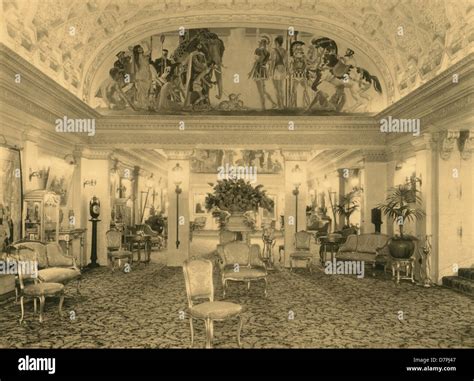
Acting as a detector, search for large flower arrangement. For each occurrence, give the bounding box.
[205,179,274,213]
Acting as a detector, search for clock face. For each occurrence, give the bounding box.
[92,205,100,214]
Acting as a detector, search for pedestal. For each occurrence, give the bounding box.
[87,219,100,268]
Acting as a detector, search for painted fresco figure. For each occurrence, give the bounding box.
[249,35,277,110]
[130,44,157,110]
[269,35,288,109]
[289,41,310,108]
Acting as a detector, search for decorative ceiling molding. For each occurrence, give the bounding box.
[4,0,472,107]
[459,130,474,161]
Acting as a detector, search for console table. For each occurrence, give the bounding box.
[58,229,87,268]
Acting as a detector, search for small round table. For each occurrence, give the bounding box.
[391,257,415,284]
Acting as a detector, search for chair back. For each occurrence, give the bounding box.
[223,241,250,266]
[295,231,312,250]
[8,246,39,290]
[183,258,214,307]
[106,230,123,250]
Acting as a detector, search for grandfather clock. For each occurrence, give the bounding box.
[87,196,101,268]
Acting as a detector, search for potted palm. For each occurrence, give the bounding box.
[334,189,361,228]
[377,184,425,258]
[205,179,274,230]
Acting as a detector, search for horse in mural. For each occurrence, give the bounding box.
[308,37,382,112]
[171,29,225,105]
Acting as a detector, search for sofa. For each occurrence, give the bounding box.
[335,234,391,275]
[9,240,81,292]
[220,241,268,297]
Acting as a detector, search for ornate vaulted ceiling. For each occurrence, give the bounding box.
[1,0,472,109]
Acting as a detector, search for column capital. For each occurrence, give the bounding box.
[411,133,437,152]
[361,149,387,163]
[81,148,113,160]
[281,150,310,161]
[437,129,460,160]
[459,130,474,160]
[164,149,194,160]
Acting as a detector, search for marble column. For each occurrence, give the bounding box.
[282,150,310,268]
[164,150,193,267]
[360,150,387,235]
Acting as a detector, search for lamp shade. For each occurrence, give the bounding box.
[171,163,184,186]
[291,165,303,187]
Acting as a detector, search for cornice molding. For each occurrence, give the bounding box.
[281,150,311,161]
[164,150,194,161]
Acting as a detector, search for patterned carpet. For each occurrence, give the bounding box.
[0,250,472,349]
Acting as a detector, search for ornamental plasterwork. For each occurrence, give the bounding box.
[459,130,474,161]
[438,130,461,160]
[2,0,471,106]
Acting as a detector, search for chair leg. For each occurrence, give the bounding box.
[15,287,18,304]
[209,320,214,347]
[19,296,25,324]
[76,279,81,295]
[58,292,64,317]
[247,281,251,291]
[204,319,211,349]
[34,298,37,314]
[223,279,227,298]
[290,258,293,272]
[263,277,268,297]
[39,296,45,323]
[189,318,194,347]
[237,315,243,348]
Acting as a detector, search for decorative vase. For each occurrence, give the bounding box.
[388,237,416,259]
[226,211,252,232]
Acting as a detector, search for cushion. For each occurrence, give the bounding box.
[24,282,64,296]
[290,251,313,258]
[190,301,242,320]
[336,251,376,263]
[223,267,266,280]
[109,250,132,259]
[46,243,74,267]
[38,268,80,284]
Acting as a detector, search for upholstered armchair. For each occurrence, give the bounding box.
[106,230,133,272]
[221,241,267,297]
[216,231,237,265]
[138,224,164,250]
[290,231,314,273]
[183,258,244,348]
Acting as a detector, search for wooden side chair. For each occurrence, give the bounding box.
[290,231,314,273]
[183,258,244,349]
[106,230,133,272]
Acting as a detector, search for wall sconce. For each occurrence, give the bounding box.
[291,164,303,232]
[83,179,97,188]
[172,163,184,249]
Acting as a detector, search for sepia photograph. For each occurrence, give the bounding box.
[0,0,473,377]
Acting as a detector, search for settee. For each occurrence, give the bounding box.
[9,240,81,293]
[335,234,391,275]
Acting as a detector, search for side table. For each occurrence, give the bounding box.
[391,257,415,284]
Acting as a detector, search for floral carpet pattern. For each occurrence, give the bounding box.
[0,256,472,349]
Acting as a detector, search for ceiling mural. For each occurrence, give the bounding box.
[1,0,472,111]
[93,28,385,114]
[191,149,284,174]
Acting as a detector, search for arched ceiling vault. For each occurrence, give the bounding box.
[2,0,472,107]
